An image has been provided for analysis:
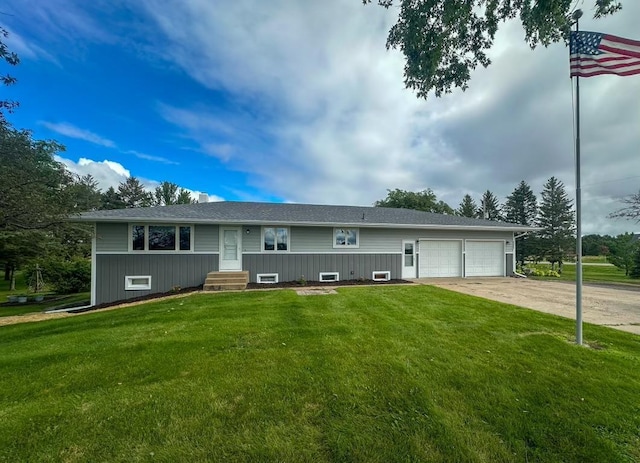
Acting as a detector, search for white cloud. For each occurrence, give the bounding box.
[126,150,179,165]
[58,156,129,190]
[41,122,116,148]
[1,25,59,64]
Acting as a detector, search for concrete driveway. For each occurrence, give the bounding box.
[417,278,640,335]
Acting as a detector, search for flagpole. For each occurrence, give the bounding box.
[573,9,583,346]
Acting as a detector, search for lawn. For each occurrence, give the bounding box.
[529,262,638,285]
[1,286,639,462]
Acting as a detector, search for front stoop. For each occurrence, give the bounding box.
[203,271,249,291]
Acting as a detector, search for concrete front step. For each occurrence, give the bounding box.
[203,271,249,291]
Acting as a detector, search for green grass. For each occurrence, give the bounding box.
[581,255,609,264]
[529,262,639,285]
[0,271,89,317]
[1,286,639,462]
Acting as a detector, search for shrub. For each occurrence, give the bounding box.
[25,258,91,294]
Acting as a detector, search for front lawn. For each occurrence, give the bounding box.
[1,286,639,462]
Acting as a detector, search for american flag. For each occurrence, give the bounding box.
[570,31,640,78]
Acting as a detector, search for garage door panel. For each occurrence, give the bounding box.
[419,240,462,277]
[465,241,504,277]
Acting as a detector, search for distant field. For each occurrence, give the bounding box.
[581,255,609,264]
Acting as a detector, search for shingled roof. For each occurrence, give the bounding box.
[76,201,534,231]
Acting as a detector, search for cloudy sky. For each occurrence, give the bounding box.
[2,0,639,235]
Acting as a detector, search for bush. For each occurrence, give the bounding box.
[523,267,560,278]
[25,258,91,294]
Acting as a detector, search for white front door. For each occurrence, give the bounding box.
[219,227,242,271]
[402,240,416,278]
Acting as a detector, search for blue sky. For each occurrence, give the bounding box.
[2,1,640,234]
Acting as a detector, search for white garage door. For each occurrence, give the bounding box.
[465,241,505,277]
[419,240,462,277]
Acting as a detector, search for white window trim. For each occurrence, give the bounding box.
[261,226,290,253]
[125,275,152,290]
[257,273,279,284]
[319,272,339,282]
[129,224,194,253]
[372,271,391,282]
[333,228,360,249]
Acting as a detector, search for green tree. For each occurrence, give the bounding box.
[101,186,125,210]
[375,188,454,214]
[457,194,477,218]
[503,181,537,266]
[537,177,575,272]
[118,176,153,208]
[477,190,501,221]
[365,1,622,98]
[1,27,20,120]
[608,233,638,276]
[154,181,196,206]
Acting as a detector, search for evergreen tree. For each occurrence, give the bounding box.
[154,181,196,206]
[503,181,537,267]
[477,190,502,221]
[631,246,640,279]
[117,177,153,208]
[537,177,575,272]
[457,194,477,218]
[101,186,125,210]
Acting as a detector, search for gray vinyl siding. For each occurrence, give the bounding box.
[194,224,219,252]
[95,254,218,305]
[96,223,128,253]
[242,226,261,252]
[289,226,513,254]
[243,253,401,283]
[506,254,514,276]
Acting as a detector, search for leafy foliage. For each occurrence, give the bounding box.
[26,257,91,294]
[0,27,20,120]
[365,0,623,98]
[154,181,196,206]
[374,188,454,214]
[608,233,639,276]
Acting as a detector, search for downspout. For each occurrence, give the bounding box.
[512,232,529,278]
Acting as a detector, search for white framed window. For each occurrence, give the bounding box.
[372,271,390,282]
[319,272,339,282]
[130,225,193,252]
[262,227,289,252]
[257,273,279,284]
[125,275,152,290]
[333,228,359,248]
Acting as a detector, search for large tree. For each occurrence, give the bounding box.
[503,180,537,266]
[375,188,454,214]
[608,233,639,276]
[365,1,622,98]
[457,194,477,218]
[477,190,501,221]
[118,177,153,208]
[537,176,575,272]
[154,181,196,206]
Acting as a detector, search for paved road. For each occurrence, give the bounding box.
[417,278,640,335]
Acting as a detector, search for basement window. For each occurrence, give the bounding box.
[125,275,152,290]
[372,271,391,282]
[319,272,339,282]
[257,273,279,284]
